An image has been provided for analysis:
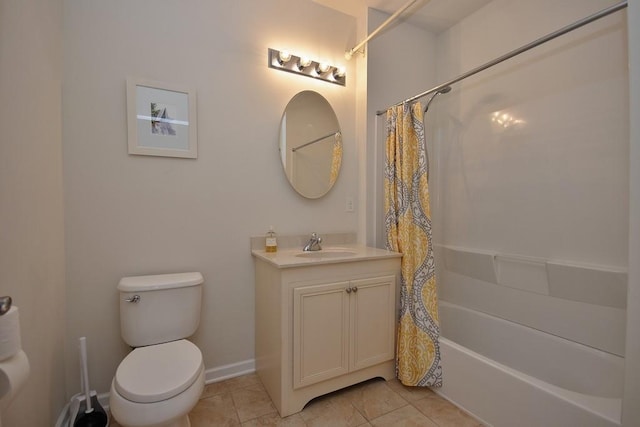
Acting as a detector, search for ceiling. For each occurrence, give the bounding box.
[314,0,492,33]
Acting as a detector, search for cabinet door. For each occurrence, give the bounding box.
[293,281,350,389]
[349,275,396,371]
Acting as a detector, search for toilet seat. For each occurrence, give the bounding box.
[114,339,203,403]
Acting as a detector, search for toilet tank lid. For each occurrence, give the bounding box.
[118,272,203,292]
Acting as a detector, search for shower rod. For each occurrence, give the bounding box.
[291,131,340,152]
[376,0,628,116]
[345,0,422,60]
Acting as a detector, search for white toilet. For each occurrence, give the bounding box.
[109,272,205,427]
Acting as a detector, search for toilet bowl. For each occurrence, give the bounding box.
[110,340,205,427]
[109,272,205,427]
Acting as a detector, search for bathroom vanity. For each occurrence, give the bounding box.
[251,236,401,416]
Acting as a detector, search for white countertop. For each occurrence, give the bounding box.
[251,244,402,269]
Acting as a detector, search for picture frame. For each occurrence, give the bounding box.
[126,78,197,158]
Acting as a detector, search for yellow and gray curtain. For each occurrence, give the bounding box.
[329,132,342,186]
[384,102,442,387]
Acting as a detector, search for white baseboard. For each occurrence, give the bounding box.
[55,392,111,427]
[204,358,256,384]
[55,359,256,427]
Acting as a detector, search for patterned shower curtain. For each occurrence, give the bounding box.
[329,132,342,186]
[384,102,442,387]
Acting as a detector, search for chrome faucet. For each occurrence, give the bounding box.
[303,232,322,251]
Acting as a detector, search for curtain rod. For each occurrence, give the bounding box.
[345,0,423,60]
[291,132,339,152]
[376,0,628,116]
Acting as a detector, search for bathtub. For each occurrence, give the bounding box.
[437,301,623,427]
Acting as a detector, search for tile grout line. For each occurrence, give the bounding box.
[193,374,485,426]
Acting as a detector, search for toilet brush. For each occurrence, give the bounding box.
[73,337,108,427]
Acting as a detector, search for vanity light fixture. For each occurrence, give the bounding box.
[268,48,346,86]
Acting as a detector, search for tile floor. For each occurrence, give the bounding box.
[110,373,484,427]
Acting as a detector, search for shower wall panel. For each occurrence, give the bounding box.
[430,0,629,346]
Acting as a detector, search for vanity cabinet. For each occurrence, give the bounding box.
[252,249,401,417]
[293,275,396,389]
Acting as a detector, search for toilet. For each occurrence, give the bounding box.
[109,272,205,427]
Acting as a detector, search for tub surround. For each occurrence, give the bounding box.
[438,245,627,357]
[417,1,631,423]
[438,301,622,427]
[438,245,628,308]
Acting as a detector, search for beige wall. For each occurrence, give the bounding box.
[0,0,67,425]
[365,9,439,247]
[623,1,640,425]
[62,0,358,396]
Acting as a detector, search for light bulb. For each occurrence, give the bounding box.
[298,56,312,69]
[278,50,292,65]
[316,63,331,74]
[333,66,346,78]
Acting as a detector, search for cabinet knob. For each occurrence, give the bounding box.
[346,287,352,294]
[352,286,358,293]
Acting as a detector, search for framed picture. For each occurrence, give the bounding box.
[126,78,197,158]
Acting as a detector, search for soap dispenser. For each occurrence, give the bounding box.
[265,226,277,253]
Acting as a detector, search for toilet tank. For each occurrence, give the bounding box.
[117,272,203,347]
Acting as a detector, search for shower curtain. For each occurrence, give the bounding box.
[329,132,342,185]
[384,102,442,387]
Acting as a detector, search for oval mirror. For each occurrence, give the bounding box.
[279,91,342,199]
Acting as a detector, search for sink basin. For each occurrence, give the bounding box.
[295,249,357,259]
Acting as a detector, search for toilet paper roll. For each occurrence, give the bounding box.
[0,350,30,411]
[0,307,21,361]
